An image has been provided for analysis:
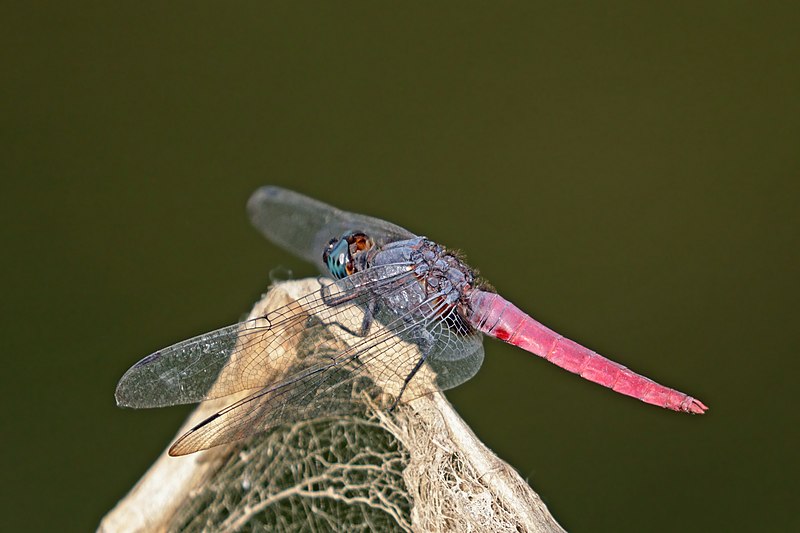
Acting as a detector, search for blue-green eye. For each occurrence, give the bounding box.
[325,239,350,279]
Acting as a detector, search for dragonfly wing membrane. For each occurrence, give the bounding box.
[426,320,485,391]
[116,264,419,407]
[115,323,244,408]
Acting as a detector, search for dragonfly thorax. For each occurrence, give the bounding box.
[362,237,479,307]
[408,239,478,306]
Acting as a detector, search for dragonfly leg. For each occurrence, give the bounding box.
[316,280,378,337]
[389,351,428,412]
[319,279,367,307]
[355,299,377,336]
[326,298,378,340]
[389,330,434,411]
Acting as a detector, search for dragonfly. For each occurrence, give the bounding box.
[116,186,707,456]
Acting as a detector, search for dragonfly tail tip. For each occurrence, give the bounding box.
[687,398,708,414]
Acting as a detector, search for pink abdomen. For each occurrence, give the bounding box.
[467,289,707,414]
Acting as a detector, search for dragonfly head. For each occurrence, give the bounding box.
[323,231,374,279]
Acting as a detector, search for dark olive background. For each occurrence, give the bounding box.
[2,3,798,532]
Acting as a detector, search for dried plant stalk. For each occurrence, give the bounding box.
[100,279,565,533]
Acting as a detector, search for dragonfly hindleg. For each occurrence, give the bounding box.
[389,328,434,411]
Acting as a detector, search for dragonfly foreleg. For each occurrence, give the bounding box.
[319,278,368,307]
[327,298,378,340]
[314,279,378,336]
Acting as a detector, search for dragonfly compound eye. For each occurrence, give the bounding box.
[323,232,375,279]
[324,238,351,279]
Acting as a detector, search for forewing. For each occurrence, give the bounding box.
[115,263,416,409]
[247,186,416,269]
[116,322,252,408]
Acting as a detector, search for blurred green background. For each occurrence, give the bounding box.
[2,2,798,531]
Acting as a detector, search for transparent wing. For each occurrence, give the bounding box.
[117,263,415,408]
[424,305,486,391]
[247,186,416,269]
